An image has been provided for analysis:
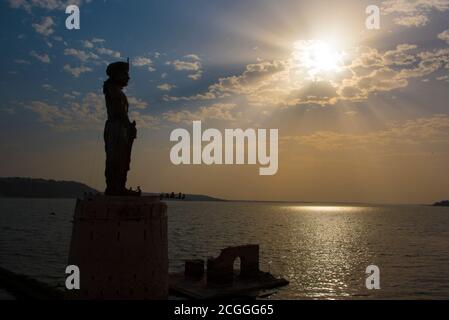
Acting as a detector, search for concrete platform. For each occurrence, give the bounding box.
[169,271,289,299]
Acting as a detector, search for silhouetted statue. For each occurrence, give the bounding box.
[103,60,140,196]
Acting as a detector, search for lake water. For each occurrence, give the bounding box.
[1,198,449,299]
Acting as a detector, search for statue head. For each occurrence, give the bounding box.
[106,60,130,88]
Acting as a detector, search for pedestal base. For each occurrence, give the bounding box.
[66,195,168,300]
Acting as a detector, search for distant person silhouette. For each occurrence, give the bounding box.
[103,60,140,196]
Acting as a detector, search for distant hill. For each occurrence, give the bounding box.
[433,200,449,207]
[0,177,98,199]
[184,194,225,202]
[0,177,225,201]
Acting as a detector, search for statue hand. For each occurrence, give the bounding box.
[129,121,137,139]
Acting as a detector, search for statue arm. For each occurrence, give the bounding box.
[106,88,130,123]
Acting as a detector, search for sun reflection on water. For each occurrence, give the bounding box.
[279,204,372,298]
[286,205,367,213]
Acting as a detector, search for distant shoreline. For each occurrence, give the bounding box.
[1,177,447,206]
[433,200,449,207]
[0,196,445,207]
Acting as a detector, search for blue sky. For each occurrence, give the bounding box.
[1,0,449,203]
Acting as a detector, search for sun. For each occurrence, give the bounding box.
[292,40,345,79]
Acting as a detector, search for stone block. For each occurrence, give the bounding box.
[66,195,168,300]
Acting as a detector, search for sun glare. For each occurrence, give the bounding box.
[293,40,345,79]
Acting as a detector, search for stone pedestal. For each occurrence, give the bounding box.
[66,195,168,300]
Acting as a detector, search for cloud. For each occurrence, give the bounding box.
[436,75,449,81]
[14,59,31,64]
[165,41,448,107]
[132,57,152,66]
[63,64,92,77]
[63,93,76,99]
[29,51,50,63]
[382,44,418,65]
[26,92,157,131]
[393,15,429,27]
[1,106,16,115]
[166,54,203,80]
[63,91,82,99]
[157,83,176,91]
[165,59,291,105]
[290,114,449,154]
[438,29,449,44]
[32,16,54,36]
[382,0,449,27]
[64,48,99,62]
[129,112,159,129]
[289,81,338,105]
[338,45,448,101]
[188,71,203,80]
[96,47,121,58]
[8,0,87,12]
[26,92,104,131]
[184,54,201,61]
[127,97,148,110]
[42,83,57,91]
[163,103,237,124]
[81,40,94,48]
[91,38,105,43]
[167,59,286,104]
[167,59,201,71]
[132,56,155,72]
